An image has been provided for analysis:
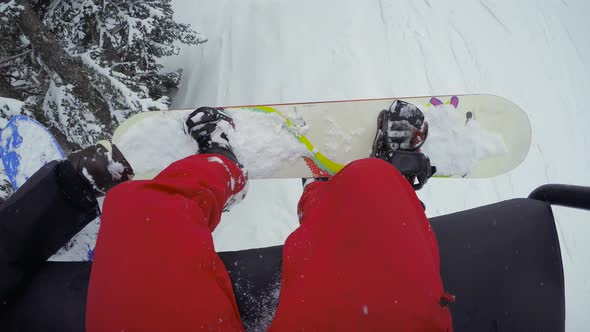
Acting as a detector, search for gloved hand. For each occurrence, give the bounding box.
[67,142,134,196]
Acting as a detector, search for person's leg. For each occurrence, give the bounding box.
[269,158,453,331]
[86,154,247,332]
[0,160,98,310]
[0,141,132,312]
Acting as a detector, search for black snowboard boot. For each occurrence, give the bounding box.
[186,107,243,167]
[186,107,249,211]
[67,142,134,196]
[372,100,435,190]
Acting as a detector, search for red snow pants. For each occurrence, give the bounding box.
[86,155,452,331]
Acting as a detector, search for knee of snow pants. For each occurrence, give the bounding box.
[270,158,453,331]
[86,154,247,332]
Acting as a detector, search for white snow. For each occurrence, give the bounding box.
[0,0,22,14]
[0,97,24,124]
[114,109,309,180]
[225,108,309,178]
[106,159,125,180]
[77,52,168,116]
[42,80,103,146]
[115,111,197,177]
[421,103,507,176]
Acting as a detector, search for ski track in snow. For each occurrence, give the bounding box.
[43,0,590,329]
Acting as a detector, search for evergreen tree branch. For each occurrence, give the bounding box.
[0,75,22,99]
[16,0,113,134]
[0,49,32,67]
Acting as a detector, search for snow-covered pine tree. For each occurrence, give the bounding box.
[0,0,205,200]
[0,0,206,150]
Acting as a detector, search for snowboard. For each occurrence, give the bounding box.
[0,115,65,190]
[113,95,530,180]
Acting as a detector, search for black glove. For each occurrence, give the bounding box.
[67,143,134,196]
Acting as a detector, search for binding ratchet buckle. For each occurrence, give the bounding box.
[383,150,436,190]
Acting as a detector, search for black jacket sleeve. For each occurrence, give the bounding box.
[0,160,99,313]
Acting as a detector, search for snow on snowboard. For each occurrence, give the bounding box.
[113,94,530,180]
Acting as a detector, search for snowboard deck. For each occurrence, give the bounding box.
[0,115,64,190]
[113,95,531,180]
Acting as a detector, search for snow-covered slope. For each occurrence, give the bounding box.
[161,0,590,330]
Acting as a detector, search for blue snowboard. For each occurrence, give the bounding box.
[0,115,65,190]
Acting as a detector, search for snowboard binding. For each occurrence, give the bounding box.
[186,107,242,166]
[372,100,436,190]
